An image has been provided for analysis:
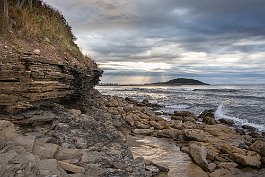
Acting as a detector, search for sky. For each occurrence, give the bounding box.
[44,0,265,84]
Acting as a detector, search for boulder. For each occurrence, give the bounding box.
[0,120,15,147]
[198,110,215,119]
[184,129,213,142]
[250,140,265,157]
[55,148,81,161]
[182,116,196,123]
[37,159,67,176]
[12,134,36,152]
[174,111,195,117]
[221,144,245,155]
[153,128,183,139]
[202,116,217,125]
[219,118,235,126]
[189,143,208,171]
[33,141,59,159]
[232,151,261,168]
[242,125,256,131]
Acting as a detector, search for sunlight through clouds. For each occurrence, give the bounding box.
[44,0,265,84]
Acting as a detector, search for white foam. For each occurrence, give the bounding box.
[214,104,265,131]
[166,104,190,109]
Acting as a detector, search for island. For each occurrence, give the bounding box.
[99,78,209,86]
[149,78,209,86]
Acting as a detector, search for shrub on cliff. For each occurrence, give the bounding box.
[1,0,82,58]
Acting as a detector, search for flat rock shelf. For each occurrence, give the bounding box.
[127,135,208,177]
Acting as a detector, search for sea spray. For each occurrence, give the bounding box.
[214,103,265,131]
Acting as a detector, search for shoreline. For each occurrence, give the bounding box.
[1,93,265,176]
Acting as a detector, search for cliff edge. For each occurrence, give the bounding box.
[0,0,102,114]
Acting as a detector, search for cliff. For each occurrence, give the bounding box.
[0,0,102,114]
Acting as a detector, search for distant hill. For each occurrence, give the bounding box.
[150,78,209,86]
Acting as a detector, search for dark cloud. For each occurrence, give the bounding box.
[44,0,265,84]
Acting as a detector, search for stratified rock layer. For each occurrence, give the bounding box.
[0,40,102,113]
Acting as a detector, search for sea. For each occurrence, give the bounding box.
[96,85,265,131]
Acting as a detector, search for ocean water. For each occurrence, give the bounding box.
[96,85,265,131]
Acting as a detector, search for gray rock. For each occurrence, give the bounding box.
[189,143,208,171]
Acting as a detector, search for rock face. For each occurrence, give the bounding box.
[0,41,102,114]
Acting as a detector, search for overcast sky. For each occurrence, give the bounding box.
[44,0,265,84]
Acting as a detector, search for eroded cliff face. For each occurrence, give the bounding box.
[0,36,102,114]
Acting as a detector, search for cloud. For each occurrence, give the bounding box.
[43,0,265,84]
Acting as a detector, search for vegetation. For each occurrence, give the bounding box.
[1,0,83,58]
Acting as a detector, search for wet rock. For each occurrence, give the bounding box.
[198,110,215,118]
[142,99,150,105]
[174,111,195,117]
[203,116,217,125]
[189,143,208,171]
[248,131,261,138]
[219,118,235,126]
[235,128,245,135]
[242,125,257,131]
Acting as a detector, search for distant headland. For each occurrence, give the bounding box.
[150,78,209,86]
[99,78,209,86]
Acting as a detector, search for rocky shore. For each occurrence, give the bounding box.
[2,90,265,177]
[1,3,265,176]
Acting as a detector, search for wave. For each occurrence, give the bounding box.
[193,89,238,93]
[214,104,265,131]
[166,104,191,109]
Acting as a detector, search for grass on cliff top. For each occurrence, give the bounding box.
[5,0,83,59]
